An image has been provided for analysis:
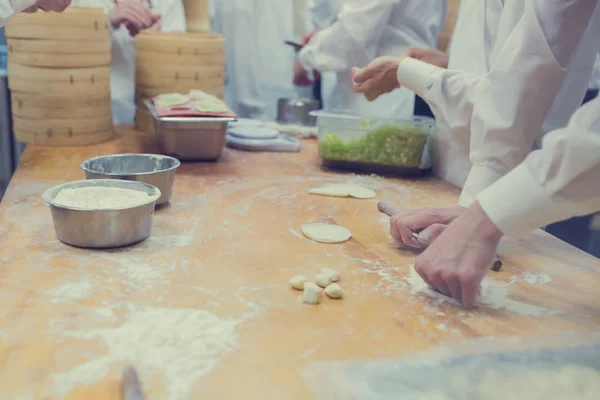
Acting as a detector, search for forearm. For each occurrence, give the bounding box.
[460,0,600,206]
[299,0,392,72]
[396,57,481,139]
[478,97,600,237]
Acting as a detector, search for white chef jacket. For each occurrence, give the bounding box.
[307,0,344,110]
[0,0,36,27]
[298,0,446,119]
[71,0,186,125]
[211,0,264,119]
[589,53,600,90]
[478,95,600,237]
[395,0,600,201]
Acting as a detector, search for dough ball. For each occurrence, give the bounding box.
[315,274,333,288]
[289,275,308,290]
[301,223,352,244]
[303,282,322,305]
[325,283,344,299]
[321,267,340,282]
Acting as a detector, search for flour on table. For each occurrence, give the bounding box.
[405,265,557,317]
[50,306,241,400]
[53,187,152,210]
[522,271,553,285]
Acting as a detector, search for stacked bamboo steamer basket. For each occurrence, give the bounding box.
[183,0,210,33]
[134,32,225,135]
[6,7,113,146]
[437,0,460,52]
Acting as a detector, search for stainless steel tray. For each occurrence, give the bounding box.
[144,100,236,161]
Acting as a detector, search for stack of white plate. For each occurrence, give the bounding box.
[226,119,301,152]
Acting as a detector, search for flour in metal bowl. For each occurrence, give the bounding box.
[53,187,152,210]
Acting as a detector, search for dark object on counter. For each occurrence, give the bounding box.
[414,95,435,118]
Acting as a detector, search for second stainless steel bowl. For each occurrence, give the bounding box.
[80,153,180,205]
[43,179,161,249]
[277,98,321,126]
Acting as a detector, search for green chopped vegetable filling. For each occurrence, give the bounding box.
[318,125,427,167]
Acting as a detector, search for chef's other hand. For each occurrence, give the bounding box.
[301,29,320,45]
[414,202,503,308]
[127,12,160,35]
[404,46,449,68]
[109,0,153,35]
[24,0,71,13]
[352,56,403,101]
[390,207,464,248]
[294,60,316,86]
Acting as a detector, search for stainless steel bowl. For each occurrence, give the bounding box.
[43,179,161,249]
[144,100,236,161]
[277,98,321,126]
[80,153,179,205]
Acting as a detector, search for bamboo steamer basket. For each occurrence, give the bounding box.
[8,64,110,95]
[14,116,113,135]
[437,0,460,52]
[7,38,110,68]
[135,106,157,136]
[135,32,223,53]
[14,128,115,146]
[135,64,224,88]
[11,92,112,119]
[5,7,110,41]
[183,0,210,32]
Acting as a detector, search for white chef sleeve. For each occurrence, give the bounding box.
[396,57,481,142]
[159,0,186,32]
[0,0,37,27]
[459,0,600,206]
[477,97,600,237]
[298,0,394,72]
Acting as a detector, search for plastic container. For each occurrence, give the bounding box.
[312,110,434,176]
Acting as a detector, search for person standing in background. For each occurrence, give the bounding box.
[304,0,344,110]
[1,0,71,26]
[71,0,186,125]
[210,0,265,119]
[294,0,446,119]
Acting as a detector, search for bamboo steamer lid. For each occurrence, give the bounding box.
[12,92,112,119]
[5,7,110,41]
[135,107,156,136]
[14,128,115,146]
[135,32,224,55]
[135,49,224,67]
[14,116,113,135]
[8,63,110,94]
[183,0,210,32]
[8,38,110,68]
[135,64,224,87]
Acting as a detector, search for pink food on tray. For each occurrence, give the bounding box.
[152,91,237,118]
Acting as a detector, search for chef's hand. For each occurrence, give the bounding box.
[390,207,464,248]
[405,46,449,68]
[24,0,71,13]
[352,56,403,101]
[414,202,503,308]
[294,60,319,86]
[301,29,320,45]
[109,0,153,35]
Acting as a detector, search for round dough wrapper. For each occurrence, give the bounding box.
[156,93,188,106]
[326,183,376,199]
[308,186,349,197]
[301,223,352,244]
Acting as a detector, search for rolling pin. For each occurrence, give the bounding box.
[378,201,502,271]
[121,365,145,400]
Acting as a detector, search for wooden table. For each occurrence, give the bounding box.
[1,127,599,399]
